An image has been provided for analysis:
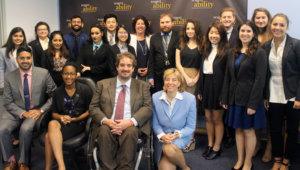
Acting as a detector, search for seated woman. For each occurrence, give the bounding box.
[44,62,93,170]
[152,68,196,170]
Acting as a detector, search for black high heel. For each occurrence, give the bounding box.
[202,146,212,158]
[205,149,221,160]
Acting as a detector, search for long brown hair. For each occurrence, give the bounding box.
[251,8,272,45]
[47,31,69,58]
[179,19,203,52]
[203,22,228,59]
[3,27,27,58]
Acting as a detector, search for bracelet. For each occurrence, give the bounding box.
[129,120,134,126]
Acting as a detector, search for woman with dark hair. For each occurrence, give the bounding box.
[76,25,115,83]
[221,20,267,170]
[130,15,151,80]
[29,21,50,67]
[251,8,273,46]
[45,62,93,170]
[263,13,300,170]
[41,31,70,86]
[198,22,228,160]
[111,24,136,66]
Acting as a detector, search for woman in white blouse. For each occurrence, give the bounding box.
[198,22,228,160]
[263,13,300,170]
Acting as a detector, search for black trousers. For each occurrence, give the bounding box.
[269,102,300,160]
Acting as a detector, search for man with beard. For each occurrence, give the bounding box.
[220,7,238,48]
[0,46,56,170]
[103,13,118,46]
[89,52,152,169]
[148,13,179,93]
[63,15,89,61]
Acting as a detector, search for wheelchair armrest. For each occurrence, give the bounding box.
[35,109,51,135]
[85,117,92,135]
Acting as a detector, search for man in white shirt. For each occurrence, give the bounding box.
[220,7,238,48]
[104,14,118,46]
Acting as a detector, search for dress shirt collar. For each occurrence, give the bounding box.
[227,26,233,34]
[271,34,287,48]
[161,31,172,37]
[159,91,183,101]
[19,66,33,77]
[116,77,132,89]
[212,44,218,49]
[93,41,103,51]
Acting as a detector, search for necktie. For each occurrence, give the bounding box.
[114,85,126,120]
[74,36,79,60]
[93,46,98,55]
[109,34,114,45]
[24,73,30,111]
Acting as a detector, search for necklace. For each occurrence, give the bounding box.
[137,40,148,55]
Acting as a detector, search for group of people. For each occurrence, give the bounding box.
[0,6,299,170]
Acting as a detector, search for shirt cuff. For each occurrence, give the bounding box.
[157,132,166,142]
[130,117,138,126]
[100,117,108,125]
[148,78,153,81]
[174,130,182,138]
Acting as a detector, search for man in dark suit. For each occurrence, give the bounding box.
[148,13,179,93]
[0,46,56,170]
[220,7,238,48]
[103,14,118,46]
[89,52,152,170]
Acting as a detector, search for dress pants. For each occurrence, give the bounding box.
[0,118,36,164]
[97,125,139,170]
[269,102,300,159]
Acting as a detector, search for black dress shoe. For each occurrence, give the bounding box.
[205,149,221,160]
[202,146,212,158]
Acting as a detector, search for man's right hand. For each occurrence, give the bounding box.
[148,79,154,87]
[102,118,117,129]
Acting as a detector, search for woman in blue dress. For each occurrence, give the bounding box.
[221,20,267,170]
[152,68,196,170]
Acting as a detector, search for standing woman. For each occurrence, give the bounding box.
[221,20,267,170]
[198,22,228,160]
[175,19,203,152]
[29,21,50,67]
[0,27,27,90]
[263,13,300,170]
[42,31,69,87]
[130,15,151,80]
[251,7,273,162]
[77,25,115,83]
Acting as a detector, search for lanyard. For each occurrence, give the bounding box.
[162,32,172,65]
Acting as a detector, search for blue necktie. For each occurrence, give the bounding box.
[24,73,30,111]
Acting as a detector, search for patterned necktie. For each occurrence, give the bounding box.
[109,34,114,45]
[114,85,126,120]
[24,73,30,111]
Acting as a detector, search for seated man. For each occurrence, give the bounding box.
[0,46,56,170]
[89,52,152,170]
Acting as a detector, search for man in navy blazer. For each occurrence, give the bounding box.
[220,7,238,48]
[0,46,56,170]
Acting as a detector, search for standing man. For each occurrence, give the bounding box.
[63,15,89,61]
[220,7,238,48]
[0,46,56,170]
[148,13,179,93]
[104,14,118,46]
[89,52,152,170]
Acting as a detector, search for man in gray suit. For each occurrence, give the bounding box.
[0,46,56,170]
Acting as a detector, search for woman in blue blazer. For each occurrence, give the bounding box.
[152,68,196,170]
[263,13,300,170]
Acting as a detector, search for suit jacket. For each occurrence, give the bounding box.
[29,39,46,67]
[199,53,228,100]
[0,47,18,88]
[221,47,267,110]
[89,77,152,136]
[77,41,116,83]
[2,66,56,120]
[228,27,238,48]
[263,34,300,101]
[148,31,179,80]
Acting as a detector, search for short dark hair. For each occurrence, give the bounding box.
[17,45,32,57]
[104,14,118,23]
[115,24,131,45]
[132,15,151,36]
[71,15,83,22]
[34,21,50,40]
[116,52,136,68]
[62,62,79,73]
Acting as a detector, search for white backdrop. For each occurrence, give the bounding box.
[1,0,300,44]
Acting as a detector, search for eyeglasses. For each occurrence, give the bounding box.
[38,28,48,32]
[118,32,128,35]
[62,72,77,76]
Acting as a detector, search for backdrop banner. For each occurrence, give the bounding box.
[60,0,247,34]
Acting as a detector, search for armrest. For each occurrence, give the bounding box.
[35,110,51,135]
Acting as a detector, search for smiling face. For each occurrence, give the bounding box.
[62,65,77,86]
[17,51,33,71]
[105,17,118,33]
[208,26,221,45]
[90,27,103,44]
[117,27,128,43]
[117,57,134,81]
[254,11,269,29]
[186,22,196,39]
[271,16,288,39]
[37,24,49,39]
[135,19,146,34]
[12,31,24,48]
[164,73,180,93]
[220,11,235,29]
[160,15,173,33]
[51,34,63,50]
[71,17,83,32]
[239,24,255,46]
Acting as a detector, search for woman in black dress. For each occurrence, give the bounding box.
[77,25,115,82]
[198,22,228,160]
[41,31,69,86]
[44,62,93,170]
[221,21,267,170]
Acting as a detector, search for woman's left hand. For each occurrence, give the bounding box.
[293,100,300,109]
[81,64,91,73]
[247,108,256,115]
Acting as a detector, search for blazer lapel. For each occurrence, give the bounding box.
[171,99,181,119]
[161,101,171,119]
[108,78,117,109]
[130,79,137,112]
[282,35,292,72]
[16,70,24,102]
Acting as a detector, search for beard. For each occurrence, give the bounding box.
[72,25,82,32]
[160,26,172,34]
